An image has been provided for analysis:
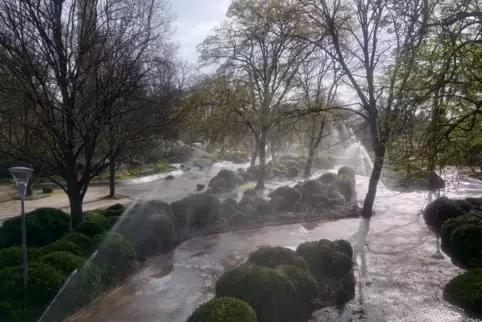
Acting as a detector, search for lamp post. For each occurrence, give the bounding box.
[8,166,33,292]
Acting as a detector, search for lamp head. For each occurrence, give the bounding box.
[8,167,34,186]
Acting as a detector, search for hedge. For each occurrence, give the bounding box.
[0,247,22,270]
[337,166,356,178]
[62,233,93,257]
[449,223,482,268]
[247,246,309,271]
[187,297,257,322]
[423,197,473,232]
[440,213,482,254]
[170,193,221,231]
[39,239,83,257]
[0,208,70,248]
[39,251,85,276]
[74,215,107,237]
[318,172,337,184]
[444,268,482,316]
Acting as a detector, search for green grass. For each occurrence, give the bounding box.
[93,162,174,181]
[0,177,14,185]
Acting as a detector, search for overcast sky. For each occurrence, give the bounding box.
[172,0,230,63]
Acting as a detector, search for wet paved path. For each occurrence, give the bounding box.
[64,170,481,322]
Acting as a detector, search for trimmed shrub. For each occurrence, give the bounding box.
[252,197,275,216]
[188,297,257,322]
[270,196,286,212]
[276,265,319,320]
[74,218,106,238]
[63,233,93,256]
[286,166,299,178]
[444,268,482,316]
[300,180,324,200]
[296,239,352,280]
[39,239,83,257]
[308,194,329,207]
[208,177,227,193]
[222,199,239,218]
[1,207,70,248]
[42,187,53,194]
[333,240,354,259]
[295,201,310,212]
[0,263,65,306]
[423,197,473,232]
[92,232,136,286]
[449,223,482,268]
[241,204,258,218]
[268,186,302,211]
[103,209,124,217]
[106,203,125,211]
[209,169,238,192]
[318,172,337,184]
[170,193,221,231]
[337,166,355,178]
[228,212,249,226]
[248,246,308,270]
[39,251,85,276]
[83,212,110,229]
[440,213,482,254]
[333,176,356,202]
[0,247,22,270]
[215,265,292,322]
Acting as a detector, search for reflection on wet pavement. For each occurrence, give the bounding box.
[67,169,482,322]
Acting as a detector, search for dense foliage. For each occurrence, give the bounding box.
[187,297,257,322]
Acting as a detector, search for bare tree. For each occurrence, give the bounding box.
[199,0,315,189]
[300,0,431,217]
[0,0,174,225]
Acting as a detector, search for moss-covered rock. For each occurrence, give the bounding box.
[423,197,473,232]
[215,265,292,322]
[247,246,308,270]
[0,207,70,248]
[318,172,337,184]
[188,297,256,322]
[444,268,482,316]
[449,223,482,268]
[286,166,299,178]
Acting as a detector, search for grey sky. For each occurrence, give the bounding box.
[172,0,230,63]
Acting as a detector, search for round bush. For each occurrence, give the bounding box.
[423,197,473,232]
[92,232,136,286]
[241,204,258,218]
[170,193,221,231]
[0,263,65,306]
[333,177,355,202]
[333,240,353,259]
[270,196,286,212]
[295,201,310,212]
[106,203,125,211]
[444,268,482,316]
[296,240,352,281]
[449,223,482,268]
[240,171,253,182]
[308,194,329,207]
[63,233,93,256]
[268,186,302,211]
[39,239,83,257]
[228,212,249,226]
[222,199,239,218]
[276,265,319,319]
[74,217,106,238]
[188,297,256,322]
[440,213,482,254]
[208,177,227,193]
[42,187,53,194]
[104,209,124,217]
[248,246,309,271]
[252,197,275,216]
[337,166,355,178]
[1,207,70,248]
[0,247,22,270]
[286,166,299,178]
[83,212,110,229]
[300,180,324,200]
[209,169,238,192]
[39,251,85,276]
[215,265,292,322]
[318,172,337,184]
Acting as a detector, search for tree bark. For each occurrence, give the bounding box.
[109,160,116,198]
[304,144,316,178]
[250,138,259,167]
[68,190,84,227]
[361,140,386,218]
[26,173,34,196]
[270,143,277,164]
[255,137,267,190]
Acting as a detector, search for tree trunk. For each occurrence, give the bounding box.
[270,144,277,164]
[26,173,34,196]
[255,138,267,190]
[250,138,259,167]
[109,160,116,198]
[68,191,84,227]
[304,145,315,178]
[361,143,386,218]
